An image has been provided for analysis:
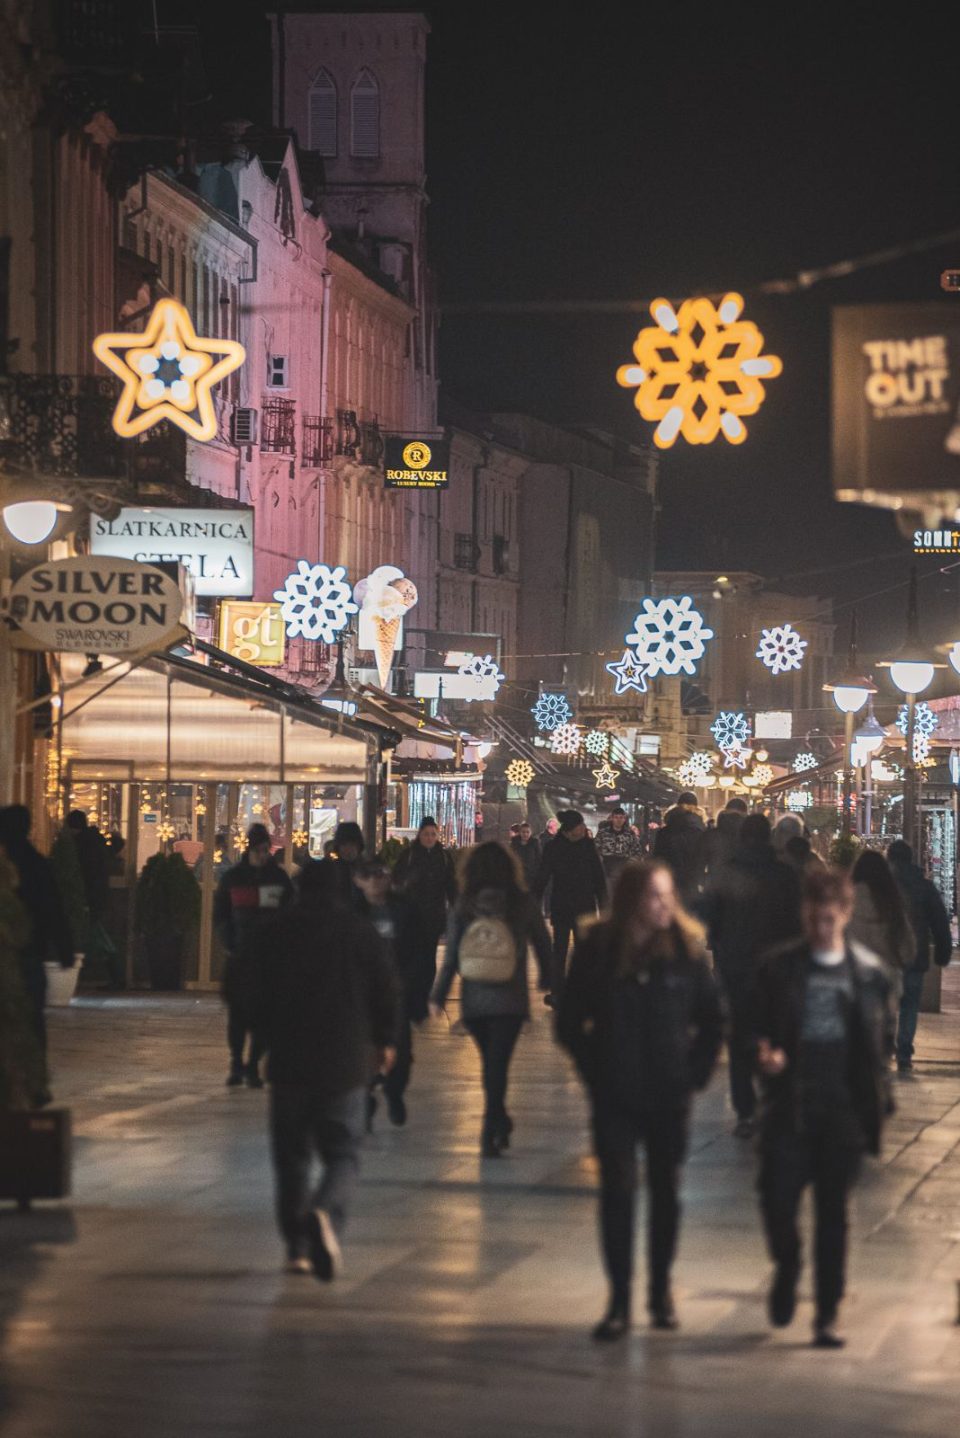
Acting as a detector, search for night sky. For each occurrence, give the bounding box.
[190,2,960,656]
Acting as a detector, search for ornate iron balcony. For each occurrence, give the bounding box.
[302,414,334,466]
[260,397,297,454]
[0,375,125,479]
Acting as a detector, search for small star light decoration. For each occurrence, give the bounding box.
[93,298,245,441]
[458,654,505,702]
[273,562,358,642]
[756,623,807,675]
[626,596,714,678]
[722,743,750,770]
[711,711,750,749]
[593,761,620,790]
[531,692,572,732]
[584,729,610,757]
[505,758,535,789]
[550,723,583,757]
[616,291,782,448]
[793,752,818,773]
[606,648,648,694]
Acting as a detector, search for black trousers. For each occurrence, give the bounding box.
[550,913,578,996]
[377,1006,414,1102]
[716,965,756,1121]
[269,1084,366,1257]
[591,1101,689,1309]
[226,1004,266,1072]
[463,1014,524,1139]
[758,1114,864,1324]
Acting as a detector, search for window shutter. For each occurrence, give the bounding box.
[309,72,337,157]
[351,71,380,158]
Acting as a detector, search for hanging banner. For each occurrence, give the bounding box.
[9,556,183,654]
[383,436,450,489]
[90,507,254,597]
[832,303,960,507]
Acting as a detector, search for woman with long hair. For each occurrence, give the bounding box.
[849,850,915,981]
[557,860,722,1340]
[431,841,552,1157]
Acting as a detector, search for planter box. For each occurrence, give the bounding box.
[45,961,80,1007]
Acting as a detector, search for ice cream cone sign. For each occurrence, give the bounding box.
[355,566,419,689]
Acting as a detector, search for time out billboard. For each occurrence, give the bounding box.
[832,303,960,507]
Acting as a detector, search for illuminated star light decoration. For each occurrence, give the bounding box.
[457,654,505,702]
[531,692,573,732]
[550,723,583,757]
[93,298,245,441]
[273,562,358,642]
[593,761,620,790]
[626,596,715,678]
[793,751,818,773]
[606,648,648,694]
[584,729,610,757]
[722,743,750,770]
[616,291,782,448]
[505,758,536,788]
[756,623,808,675]
[711,711,751,749]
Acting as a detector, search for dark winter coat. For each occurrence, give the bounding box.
[751,938,894,1155]
[433,890,552,1019]
[534,833,607,919]
[509,835,542,888]
[255,896,401,1094]
[393,841,457,937]
[1,838,73,1005]
[556,920,722,1109]
[301,854,362,910]
[653,806,707,900]
[214,857,294,1011]
[355,889,432,1020]
[594,822,644,883]
[700,843,802,989]
[888,857,953,974]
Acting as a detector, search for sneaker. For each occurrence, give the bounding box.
[245,1066,265,1089]
[496,1114,514,1150]
[592,1301,631,1342]
[307,1208,342,1282]
[226,1067,244,1087]
[386,1093,407,1127]
[284,1256,312,1274]
[649,1292,679,1331]
[768,1263,799,1327]
[813,1321,846,1349]
[733,1117,756,1139]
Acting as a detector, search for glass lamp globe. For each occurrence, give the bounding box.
[853,715,886,758]
[947,642,960,677]
[888,660,935,696]
[2,500,60,544]
[831,684,871,714]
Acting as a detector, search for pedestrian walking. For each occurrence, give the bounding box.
[509,820,541,889]
[753,866,895,1348]
[353,855,428,1128]
[701,798,747,882]
[534,810,607,996]
[255,860,401,1279]
[304,820,365,908]
[700,814,802,1136]
[193,832,230,884]
[0,852,46,1109]
[65,810,110,923]
[214,823,293,1088]
[783,834,823,875]
[0,805,73,1060]
[431,841,552,1157]
[595,807,644,885]
[848,850,916,984]
[885,840,952,1072]
[652,791,707,903]
[557,861,722,1339]
[392,817,457,997]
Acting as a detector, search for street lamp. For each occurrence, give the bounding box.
[2,500,71,545]
[823,612,876,837]
[853,702,886,838]
[877,570,946,852]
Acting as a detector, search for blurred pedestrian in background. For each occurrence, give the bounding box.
[0,805,73,1061]
[535,811,607,997]
[595,806,644,886]
[307,820,365,909]
[510,819,541,889]
[393,817,457,1001]
[886,840,952,1072]
[653,792,707,904]
[848,850,915,985]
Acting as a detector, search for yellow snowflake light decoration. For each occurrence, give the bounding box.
[616,292,782,448]
[505,758,536,788]
[291,827,309,847]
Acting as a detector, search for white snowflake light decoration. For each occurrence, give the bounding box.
[550,722,583,757]
[606,648,648,694]
[584,729,610,757]
[711,711,750,749]
[273,561,358,643]
[786,789,814,811]
[793,751,818,773]
[505,758,535,788]
[897,701,938,740]
[752,763,774,787]
[756,623,807,675]
[626,595,715,678]
[676,759,703,788]
[687,751,714,780]
[913,734,931,765]
[457,654,505,702]
[531,692,572,732]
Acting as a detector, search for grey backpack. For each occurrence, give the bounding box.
[458,915,517,984]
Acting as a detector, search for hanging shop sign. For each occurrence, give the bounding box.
[832,303,960,508]
[754,710,794,740]
[218,601,286,666]
[355,566,419,687]
[9,556,183,655]
[92,298,245,442]
[91,507,254,597]
[383,436,450,489]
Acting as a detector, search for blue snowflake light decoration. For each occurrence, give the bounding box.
[626,595,715,678]
[711,711,750,749]
[897,701,938,740]
[532,692,572,732]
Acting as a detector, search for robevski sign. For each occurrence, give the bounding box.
[10,556,183,654]
[90,507,254,597]
[383,436,450,489]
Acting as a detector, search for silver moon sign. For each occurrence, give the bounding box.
[10,556,184,655]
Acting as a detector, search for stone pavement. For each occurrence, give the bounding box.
[2,973,960,1438]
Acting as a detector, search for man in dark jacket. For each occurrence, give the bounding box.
[700,813,802,1135]
[354,856,426,1128]
[66,809,109,921]
[753,866,894,1348]
[255,861,401,1279]
[653,792,707,902]
[304,820,365,909]
[701,798,747,882]
[214,823,293,1088]
[392,817,457,993]
[594,807,644,885]
[535,810,607,996]
[0,804,73,1056]
[509,820,541,889]
[887,839,953,1071]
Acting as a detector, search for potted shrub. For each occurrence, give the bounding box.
[134,853,201,991]
[828,833,862,870]
[47,827,88,1005]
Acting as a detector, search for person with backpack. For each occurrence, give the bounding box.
[430,841,552,1157]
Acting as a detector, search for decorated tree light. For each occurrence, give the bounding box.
[616,291,782,449]
[273,562,358,642]
[711,711,750,749]
[291,827,309,847]
[606,648,648,694]
[505,758,536,788]
[756,623,807,675]
[626,596,715,678]
[531,692,572,732]
[550,723,583,757]
[593,762,620,790]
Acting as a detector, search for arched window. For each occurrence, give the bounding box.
[350,70,380,158]
[308,70,337,156]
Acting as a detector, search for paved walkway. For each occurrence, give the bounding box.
[2,972,960,1437]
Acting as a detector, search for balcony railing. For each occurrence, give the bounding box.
[359,419,383,467]
[0,374,125,479]
[335,409,383,467]
[260,397,297,454]
[302,414,334,466]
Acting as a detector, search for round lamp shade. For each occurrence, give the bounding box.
[888,660,935,696]
[2,500,60,544]
[831,684,871,714]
